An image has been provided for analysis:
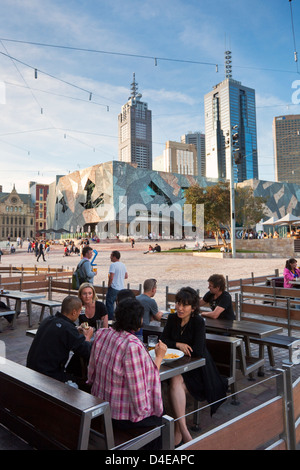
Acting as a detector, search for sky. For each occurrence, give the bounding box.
[0,0,299,194]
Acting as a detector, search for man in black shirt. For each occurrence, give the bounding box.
[200,274,235,320]
[26,296,93,383]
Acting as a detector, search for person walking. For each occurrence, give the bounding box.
[105,251,128,320]
[37,241,46,262]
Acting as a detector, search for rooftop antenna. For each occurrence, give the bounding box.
[224,50,232,79]
[129,73,142,100]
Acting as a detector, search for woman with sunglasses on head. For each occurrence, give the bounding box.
[161,287,227,446]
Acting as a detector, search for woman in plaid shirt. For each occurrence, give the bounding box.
[87,298,167,448]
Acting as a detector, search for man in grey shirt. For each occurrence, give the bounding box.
[136,279,163,325]
[77,246,97,285]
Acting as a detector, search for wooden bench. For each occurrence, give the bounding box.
[249,334,300,367]
[239,297,300,336]
[176,363,296,450]
[0,358,174,451]
[0,358,114,450]
[0,308,16,327]
[31,299,62,323]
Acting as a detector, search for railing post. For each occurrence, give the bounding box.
[287,298,291,336]
[276,363,296,450]
[48,276,52,300]
[161,415,174,450]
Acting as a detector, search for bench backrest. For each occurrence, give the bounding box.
[0,359,112,450]
[240,298,300,335]
[178,365,295,450]
[180,396,286,450]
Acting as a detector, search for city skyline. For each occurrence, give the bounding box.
[0,0,299,193]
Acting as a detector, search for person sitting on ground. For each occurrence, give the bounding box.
[161,287,228,446]
[78,282,108,329]
[283,258,300,288]
[153,243,161,252]
[136,278,163,325]
[199,274,235,320]
[26,295,93,384]
[87,298,167,449]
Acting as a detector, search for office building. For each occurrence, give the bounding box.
[153,140,197,176]
[273,114,300,184]
[118,74,152,169]
[204,77,258,182]
[181,132,205,176]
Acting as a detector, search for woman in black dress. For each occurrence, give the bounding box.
[78,283,108,329]
[161,287,228,446]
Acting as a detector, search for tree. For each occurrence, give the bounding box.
[184,182,268,244]
[184,182,230,245]
[235,186,267,238]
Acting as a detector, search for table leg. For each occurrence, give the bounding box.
[27,300,32,327]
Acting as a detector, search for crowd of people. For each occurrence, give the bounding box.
[26,247,237,449]
[5,233,300,449]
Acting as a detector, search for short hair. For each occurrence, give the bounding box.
[175,287,199,315]
[113,298,144,333]
[143,278,157,292]
[78,283,96,302]
[286,258,297,270]
[208,274,226,292]
[82,246,93,257]
[111,250,121,260]
[116,288,135,304]
[61,295,82,315]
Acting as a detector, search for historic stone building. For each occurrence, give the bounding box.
[0,185,35,241]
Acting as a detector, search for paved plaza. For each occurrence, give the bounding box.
[0,239,298,450]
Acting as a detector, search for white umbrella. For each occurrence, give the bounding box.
[262,216,278,225]
[275,213,300,231]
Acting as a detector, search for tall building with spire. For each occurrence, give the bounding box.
[204,51,258,182]
[118,74,152,169]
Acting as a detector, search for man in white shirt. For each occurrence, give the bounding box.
[106,250,128,320]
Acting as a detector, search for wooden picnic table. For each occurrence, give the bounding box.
[0,290,46,327]
[204,318,283,377]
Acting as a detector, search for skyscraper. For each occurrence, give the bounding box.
[181,132,205,176]
[273,114,300,183]
[118,74,152,169]
[153,140,198,175]
[204,61,258,182]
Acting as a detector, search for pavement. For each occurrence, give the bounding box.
[0,239,299,450]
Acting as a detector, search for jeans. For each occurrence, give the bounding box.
[106,286,119,320]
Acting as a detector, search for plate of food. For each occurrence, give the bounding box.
[149,348,184,363]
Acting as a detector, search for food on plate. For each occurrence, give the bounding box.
[164,352,179,359]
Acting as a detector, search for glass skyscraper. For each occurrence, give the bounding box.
[204,78,258,183]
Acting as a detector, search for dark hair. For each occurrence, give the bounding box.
[113,298,144,333]
[116,289,135,304]
[175,287,200,315]
[82,246,93,257]
[286,258,297,270]
[143,278,157,292]
[62,295,82,315]
[111,250,121,260]
[207,274,226,292]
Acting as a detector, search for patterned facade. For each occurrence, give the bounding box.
[46,161,300,238]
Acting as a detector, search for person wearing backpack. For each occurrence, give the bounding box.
[73,246,97,288]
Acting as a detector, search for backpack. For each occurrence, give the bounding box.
[72,259,89,289]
